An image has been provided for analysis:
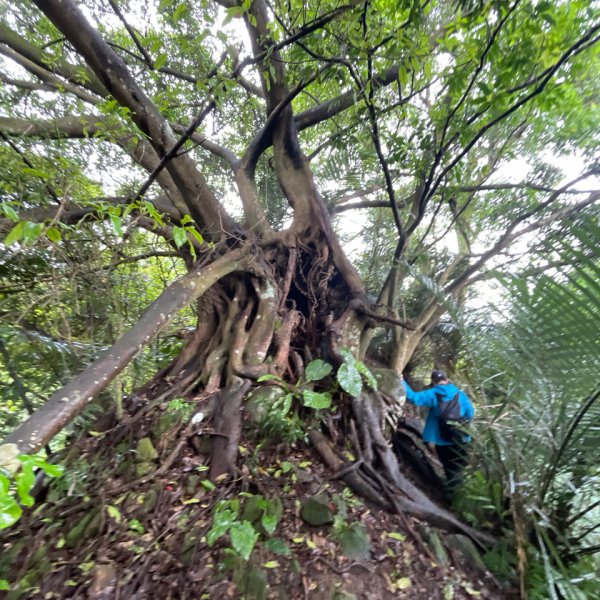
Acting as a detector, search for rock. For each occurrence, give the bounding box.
[0,443,20,473]
[371,368,405,403]
[89,563,117,598]
[339,523,371,559]
[136,438,158,462]
[245,386,286,424]
[445,534,487,572]
[300,495,334,526]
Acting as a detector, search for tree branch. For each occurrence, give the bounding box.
[1,248,253,455]
[0,23,106,96]
[32,0,237,240]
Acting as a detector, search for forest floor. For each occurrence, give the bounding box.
[0,398,514,599]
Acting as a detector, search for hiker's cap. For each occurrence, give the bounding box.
[431,369,447,383]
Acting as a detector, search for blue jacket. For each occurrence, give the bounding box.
[403,380,475,446]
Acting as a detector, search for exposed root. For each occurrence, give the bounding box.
[209,377,251,481]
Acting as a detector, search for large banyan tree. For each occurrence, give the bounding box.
[0,0,598,535]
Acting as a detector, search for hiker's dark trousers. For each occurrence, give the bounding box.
[436,442,468,492]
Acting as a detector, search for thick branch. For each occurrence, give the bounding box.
[448,192,599,294]
[1,248,251,454]
[32,0,236,240]
[0,23,106,96]
[0,45,100,105]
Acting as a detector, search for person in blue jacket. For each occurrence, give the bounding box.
[403,369,474,496]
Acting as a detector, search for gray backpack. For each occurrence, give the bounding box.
[436,392,467,443]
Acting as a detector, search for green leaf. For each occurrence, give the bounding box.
[387,531,406,541]
[263,560,279,568]
[128,519,145,534]
[302,390,332,410]
[305,359,333,382]
[173,2,188,21]
[1,205,18,221]
[110,214,123,236]
[265,537,291,556]
[0,579,9,590]
[36,462,64,478]
[22,221,43,243]
[230,520,258,561]
[207,507,237,545]
[4,221,24,246]
[356,361,378,390]
[154,53,168,70]
[225,5,245,17]
[46,226,62,243]
[261,513,278,535]
[107,505,122,523]
[22,167,50,179]
[337,362,362,397]
[0,495,22,529]
[172,226,187,248]
[185,227,204,245]
[396,577,412,590]
[0,474,9,495]
[15,465,35,508]
[256,374,283,383]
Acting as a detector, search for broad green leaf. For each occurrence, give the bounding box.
[0,496,22,529]
[37,462,64,478]
[110,214,123,236]
[281,393,293,416]
[261,513,278,535]
[207,506,237,545]
[0,474,10,494]
[305,359,333,382]
[0,580,9,591]
[186,227,204,245]
[356,361,378,390]
[302,390,332,410]
[172,226,187,248]
[128,519,145,533]
[154,53,168,70]
[22,222,43,243]
[46,226,62,243]
[337,362,362,397]
[263,560,279,568]
[265,538,291,556]
[230,520,258,561]
[15,466,35,508]
[1,205,18,221]
[4,222,24,246]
